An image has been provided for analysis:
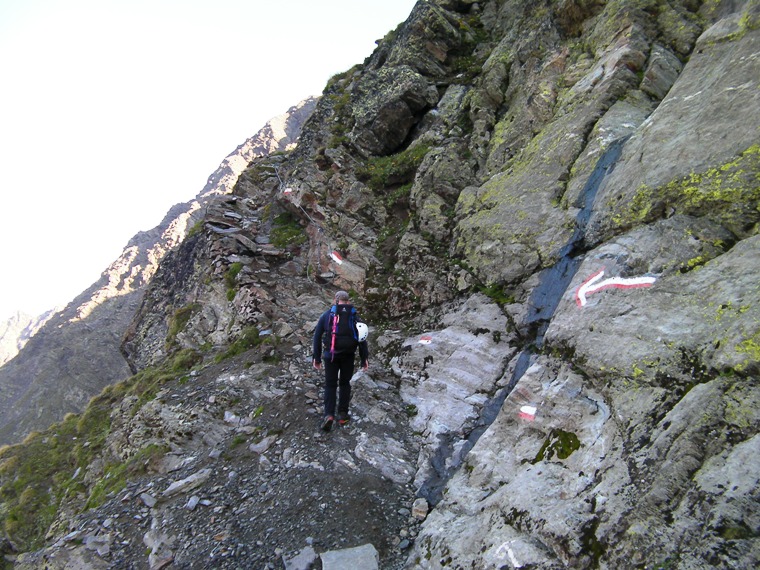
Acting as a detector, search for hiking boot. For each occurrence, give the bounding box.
[337,412,350,426]
[321,415,334,432]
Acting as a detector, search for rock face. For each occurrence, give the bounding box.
[1,1,759,569]
[0,98,317,445]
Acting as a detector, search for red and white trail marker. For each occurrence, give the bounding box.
[329,251,343,265]
[518,405,537,421]
[418,335,433,345]
[576,268,656,307]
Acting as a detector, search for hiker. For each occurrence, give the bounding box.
[312,290,369,431]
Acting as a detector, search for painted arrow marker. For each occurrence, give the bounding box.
[576,268,656,307]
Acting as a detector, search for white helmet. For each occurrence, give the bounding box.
[356,322,369,342]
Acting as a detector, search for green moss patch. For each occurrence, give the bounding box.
[614,145,760,237]
[224,262,244,301]
[215,326,271,363]
[532,429,582,463]
[735,331,760,374]
[477,283,515,305]
[84,444,168,510]
[356,144,431,191]
[171,348,203,373]
[167,303,201,348]
[270,213,307,249]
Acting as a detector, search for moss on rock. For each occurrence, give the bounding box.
[613,145,760,237]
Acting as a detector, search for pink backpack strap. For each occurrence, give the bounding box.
[329,309,339,361]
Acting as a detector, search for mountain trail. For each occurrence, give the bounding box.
[14,349,422,570]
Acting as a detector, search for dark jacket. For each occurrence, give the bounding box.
[312,304,369,365]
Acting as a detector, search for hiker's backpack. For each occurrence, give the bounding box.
[325,304,359,357]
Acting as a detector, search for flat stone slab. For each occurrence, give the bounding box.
[320,543,379,570]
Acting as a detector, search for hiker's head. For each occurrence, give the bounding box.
[334,290,350,304]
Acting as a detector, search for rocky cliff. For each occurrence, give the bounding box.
[0,98,317,446]
[1,1,758,569]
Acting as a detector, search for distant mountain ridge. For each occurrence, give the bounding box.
[0,311,57,367]
[0,97,317,445]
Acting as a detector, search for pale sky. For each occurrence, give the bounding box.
[0,0,418,319]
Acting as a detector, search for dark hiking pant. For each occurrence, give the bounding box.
[323,351,354,417]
